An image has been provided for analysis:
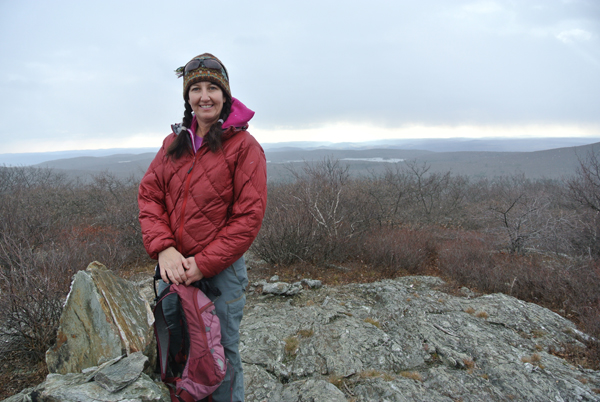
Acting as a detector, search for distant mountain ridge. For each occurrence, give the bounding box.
[2,138,600,181]
[0,148,160,167]
[262,137,600,153]
[2,137,600,166]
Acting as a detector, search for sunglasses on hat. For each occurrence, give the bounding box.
[182,58,228,81]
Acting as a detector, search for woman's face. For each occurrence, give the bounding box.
[188,81,225,129]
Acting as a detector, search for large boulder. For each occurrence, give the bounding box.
[45,262,155,374]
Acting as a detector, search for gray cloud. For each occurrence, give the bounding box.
[0,0,599,152]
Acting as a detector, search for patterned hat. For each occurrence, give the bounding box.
[176,53,231,100]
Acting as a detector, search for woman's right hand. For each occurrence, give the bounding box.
[158,247,189,285]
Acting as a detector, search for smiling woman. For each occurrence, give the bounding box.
[137,53,267,402]
[188,81,226,132]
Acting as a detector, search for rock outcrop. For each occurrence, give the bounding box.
[4,352,168,402]
[4,268,600,401]
[45,262,155,375]
[242,276,600,401]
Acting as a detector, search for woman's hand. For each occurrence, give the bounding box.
[184,256,204,286]
[158,247,189,285]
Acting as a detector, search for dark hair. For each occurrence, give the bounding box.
[166,88,232,159]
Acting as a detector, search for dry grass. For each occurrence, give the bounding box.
[521,353,542,365]
[462,358,475,370]
[364,317,381,328]
[476,311,489,319]
[400,371,423,382]
[359,370,395,382]
[298,329,314,338]
[284,336,300,355]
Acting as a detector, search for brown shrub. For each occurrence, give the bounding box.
[253,158,367,265]
[357,227,436,275]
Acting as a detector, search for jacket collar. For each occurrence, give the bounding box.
[171,97,254,139]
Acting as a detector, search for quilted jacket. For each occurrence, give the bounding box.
[138,98,267,278]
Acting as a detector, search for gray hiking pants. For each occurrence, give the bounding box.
[158,256,248,402]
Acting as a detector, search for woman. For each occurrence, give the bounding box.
[138,53,267,402]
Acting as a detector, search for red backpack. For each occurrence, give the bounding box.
[154,283,227,402]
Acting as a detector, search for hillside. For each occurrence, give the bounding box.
[23,141,600,181]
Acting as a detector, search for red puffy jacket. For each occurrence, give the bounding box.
[138,116,267,278]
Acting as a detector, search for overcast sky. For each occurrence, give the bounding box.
[1,0,599,153]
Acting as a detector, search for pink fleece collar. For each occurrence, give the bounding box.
[223,97,255,129]
[187,97,254,152]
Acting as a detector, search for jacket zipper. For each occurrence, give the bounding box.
[177,156,196,247]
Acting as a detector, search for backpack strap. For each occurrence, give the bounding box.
[154,286,175,381]
[153,264,162,301]
[194,279,222,299]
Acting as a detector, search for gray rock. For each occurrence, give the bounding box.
[94,351,148,392]
[262,281,302,296]
[243,363,284,401]
[270,275,280,282]
[271,378,347,402]
[45,262,155,375]
[262,282,302,296]
[240,276,600,402]
[82,354,125,382]
[301,278,322,289]
[134,275,157,307]
[262,282,290,295]
[459,286,475,298]
[2,372,168,402]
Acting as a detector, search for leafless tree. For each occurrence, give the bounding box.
[486,175,551,254]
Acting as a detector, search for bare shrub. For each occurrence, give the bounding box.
[0,167,73,257]
[359,162,470,228]
[357,227,436,275]
[251,181,316,265]
[403,160,469,225]
[83,172,146,265]
[484,175,551,254]
[252,157,365,265]
[568,149,600,213]
[359,164,412,228]
[566,150,600,259]
[0,236,75,362]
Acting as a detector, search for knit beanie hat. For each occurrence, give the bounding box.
[176,53,231,100]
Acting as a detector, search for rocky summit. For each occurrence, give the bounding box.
[242,275,600,401]
[4,269,600,401]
